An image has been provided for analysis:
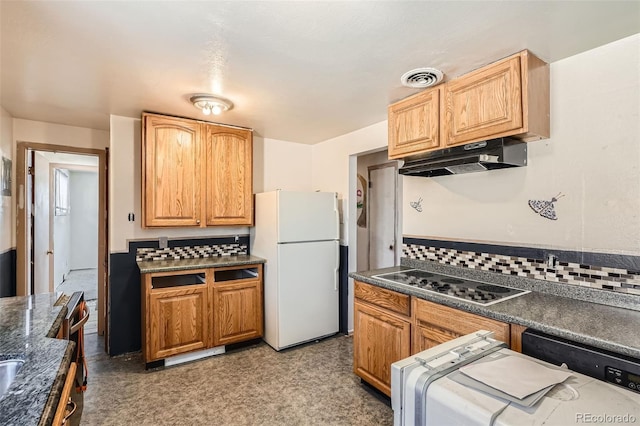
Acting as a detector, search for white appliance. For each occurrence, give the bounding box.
[251,190,340,351]
[392,331,640,426]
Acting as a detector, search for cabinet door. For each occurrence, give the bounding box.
[388,87,441,159]
[413,322,462,353]
[443,55,523,147]
[353,301,411,396]
[142,113,202,227]
[148,285,208,361]
[204,125,253,226]
[212,280,263,346]
[412,298,510,354]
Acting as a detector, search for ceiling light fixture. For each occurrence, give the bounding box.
[190,94,233,116]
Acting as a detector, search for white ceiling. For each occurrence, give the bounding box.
[1,1,639,144]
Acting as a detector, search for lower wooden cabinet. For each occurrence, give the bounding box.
[212,276,263,346]
[412,298,510,353]
[142,264,263,364]
[353,280,525,395]
[354,281,411,396]
[149,285,209,360]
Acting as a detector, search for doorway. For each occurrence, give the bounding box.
[355,150,401,271]
[16,142,108,343]
[51,161,99,335]
[368,163,398,269]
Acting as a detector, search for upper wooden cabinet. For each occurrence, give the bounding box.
[444,50,549,147]
[388,50,549,158]
[142,113,253,227]
[142,114,202,227]
[204,125,253,226]
[388,87,441,159]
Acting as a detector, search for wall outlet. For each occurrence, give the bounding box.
[159,236,168,249]
[546,253,557,268]
[234,235,239,243]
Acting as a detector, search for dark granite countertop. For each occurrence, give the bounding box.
[137,254,266,274]
[0,293,76,426]
[350,259,640,359]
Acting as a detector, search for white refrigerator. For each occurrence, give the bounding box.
[251,190,340,351]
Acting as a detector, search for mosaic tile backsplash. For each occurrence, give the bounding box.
[404,243,640,296]
[136,244,247,262]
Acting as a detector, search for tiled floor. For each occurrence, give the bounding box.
[81,334,393,425]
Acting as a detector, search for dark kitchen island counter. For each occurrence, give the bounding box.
[350,259,640,359]
[0,293,75,426]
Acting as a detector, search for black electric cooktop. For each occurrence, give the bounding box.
[372,269,529,306]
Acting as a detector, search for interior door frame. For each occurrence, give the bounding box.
[17,142,108,337]
[367,162,399,268]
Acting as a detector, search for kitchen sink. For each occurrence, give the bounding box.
[0,359,25,397]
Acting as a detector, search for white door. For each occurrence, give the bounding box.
[274,240,339,349]
[277,191,338,243]
[34,152,52,294]
[369,164,397,269]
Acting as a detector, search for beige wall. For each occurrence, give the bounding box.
[403,33,640,255]
[253,136,312,193]
[14,119,109,150]
[311,120,389,245]
[0,107,14,252]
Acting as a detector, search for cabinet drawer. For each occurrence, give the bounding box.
[355,281,410,317]
[413,298,509,343]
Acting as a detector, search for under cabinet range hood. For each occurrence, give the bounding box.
[399,137,527,177]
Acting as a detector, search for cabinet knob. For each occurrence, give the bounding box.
[196,220,201,224]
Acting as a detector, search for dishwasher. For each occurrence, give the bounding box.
[392,330,640,426]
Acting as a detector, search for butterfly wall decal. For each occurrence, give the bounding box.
[410,197,423,212]
[528,193,565,220]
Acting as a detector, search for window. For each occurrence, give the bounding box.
[55,169,70,215]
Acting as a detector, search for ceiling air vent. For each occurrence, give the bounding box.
[400,67,444,88]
